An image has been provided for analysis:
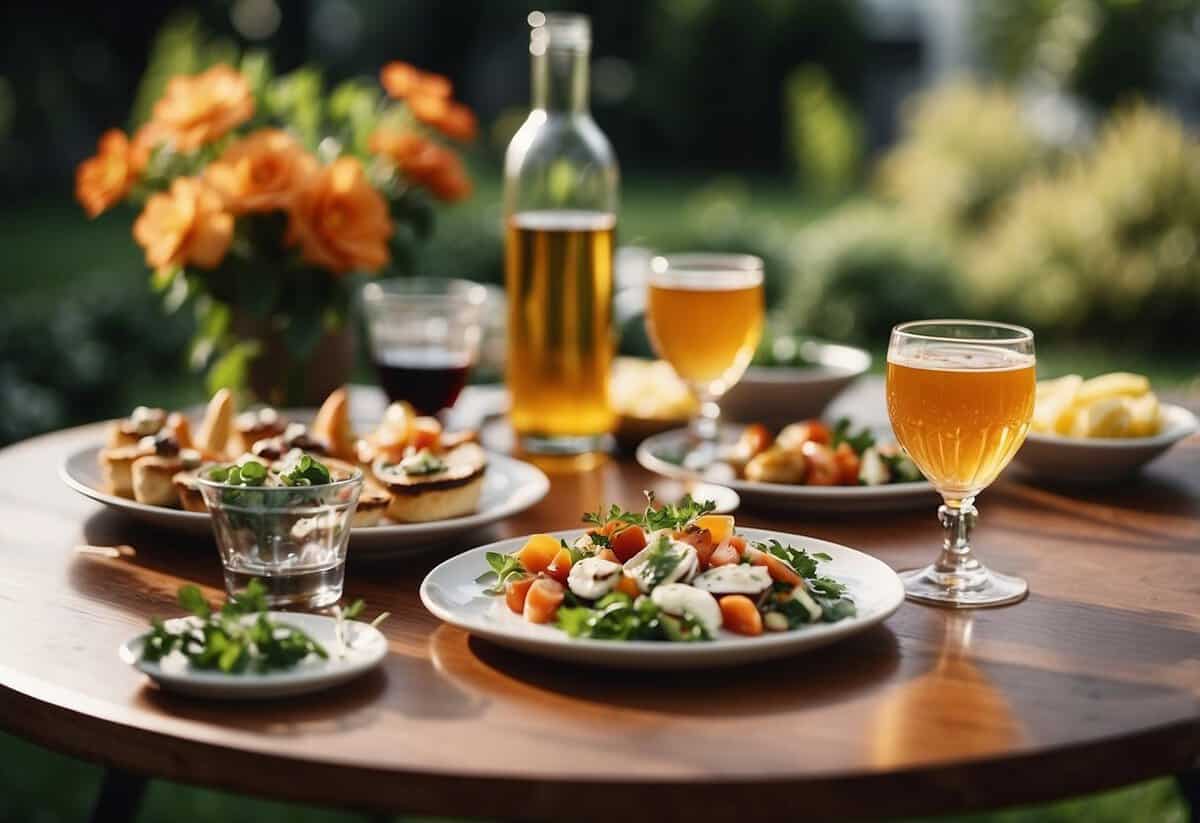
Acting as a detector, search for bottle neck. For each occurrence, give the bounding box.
[532,47,589,113]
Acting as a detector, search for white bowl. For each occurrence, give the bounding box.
[720,341,871,427]
[1012,403,1197,484]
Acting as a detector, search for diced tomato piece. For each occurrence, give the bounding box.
[709,543,741,567]
[505,576,535,615]
[544,548,574,585]
[800,441,838,486]
[746,546,804,586]
[411,417,443,451]
[833,441,861,486]
[596,547,619,563]
[523,577,565,624]
[694,514,734,546]
[514,534,560,574]
[719,595,763,636]
[616,574,641,598]
[678,526,715,568]
[609,525,647,563]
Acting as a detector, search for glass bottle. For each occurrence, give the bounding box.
[503,11,619,456]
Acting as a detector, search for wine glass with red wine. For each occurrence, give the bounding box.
[362,278,487,416]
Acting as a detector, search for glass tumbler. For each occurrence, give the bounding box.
[362,278,487,416]
[197,470,363,610]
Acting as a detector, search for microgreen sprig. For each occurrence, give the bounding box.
[582,491,716,534]
[475,552,527,595]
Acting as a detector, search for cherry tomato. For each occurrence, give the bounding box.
[609,525,647,563]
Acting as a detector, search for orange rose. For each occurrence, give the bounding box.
[368,129,472,202]
[76,129,135,218]
[380,62,451,100]
[205,129,317,214]
[132,178,233,270]
[287,157,392,274]
[151,65,254,152]
[130,121,171,173]
[408,95,477,142]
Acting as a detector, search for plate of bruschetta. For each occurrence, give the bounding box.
[60,387,550,555]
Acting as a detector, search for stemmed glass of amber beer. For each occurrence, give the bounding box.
[886,320,1036,607]
[646,253,764,468]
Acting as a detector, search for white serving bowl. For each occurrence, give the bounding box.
[1012,403,1198,484]
[720,341,871,428]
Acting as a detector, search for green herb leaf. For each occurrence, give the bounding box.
[177,585,211,618]
[142,582,340,674]
[831,418,876,455]
[474,551,527,595]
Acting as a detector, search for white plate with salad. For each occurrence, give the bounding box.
[637,420,938,514]
[119,583,389,699]
[420,497,904,669]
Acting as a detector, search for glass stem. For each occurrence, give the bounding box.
[935,497,981,577]
[690,392,720,445]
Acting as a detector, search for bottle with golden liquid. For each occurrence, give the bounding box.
[504,12,619,455]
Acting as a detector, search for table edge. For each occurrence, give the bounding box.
[2,673,1197,820]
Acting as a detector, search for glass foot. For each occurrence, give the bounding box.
[899,564,1027,609]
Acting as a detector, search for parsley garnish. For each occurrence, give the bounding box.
[140,580,332,673]
[474,551,527,595]
[582,491,715,533]
[756,539,831,580]
[831,418,876,455]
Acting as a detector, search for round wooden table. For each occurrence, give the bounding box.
[1,415,1198,821]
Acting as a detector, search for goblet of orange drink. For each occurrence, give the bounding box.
[645,253,764,467]
[886,320,1036,607]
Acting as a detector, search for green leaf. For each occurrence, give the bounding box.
[343,599,365,621]
[177,585,210,618]
[206,339,261,397]
[831,417,875,454]
[475,552,527,595]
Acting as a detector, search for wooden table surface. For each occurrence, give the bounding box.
[1,404,1199,820]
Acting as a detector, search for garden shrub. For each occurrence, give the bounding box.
[876,82,1050,233]
[781,203,969,345]
[968,104,1200,346]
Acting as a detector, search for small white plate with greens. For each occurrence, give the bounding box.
[420,498,904,669]
[120,583,389,699]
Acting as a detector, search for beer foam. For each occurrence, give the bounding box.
[511,210,617,231]
[888,343,1034,372]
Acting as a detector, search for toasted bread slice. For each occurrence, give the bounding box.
[100,445,146,498]
[196,389,235,457]
[232,407,288,455]
[353,480,392,527]
[373,443,487,523]
[106,406,167,448]
[311,387,356,461]
[164,412,194,450]
[172,468,208,512]
[132,455,183,507]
